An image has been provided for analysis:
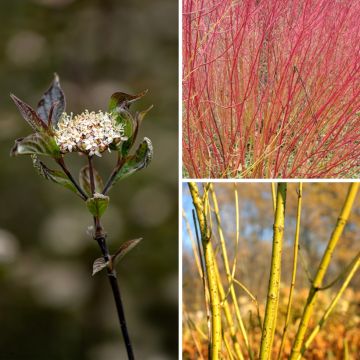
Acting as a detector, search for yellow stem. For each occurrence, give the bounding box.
[214,257,244,360]
[300,251,360,358]
[224,334,236,360]
[189,182,222,360]
[277,183,302,359]
[271,183,277,213]
[210,184,251,356]
[290,182,359,359]
[260,183,287,360]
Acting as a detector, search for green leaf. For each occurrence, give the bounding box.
[86,193,109,217]
[10,94,47,131]
[37,73,66,127]
[79,165,104,196]
[120,105,153,157]
[108,89,148,112]
[11,132,61,158]
[31,154,79,195]
[113,108,135,139]
[112,238,142,265]
[114,137,153,184]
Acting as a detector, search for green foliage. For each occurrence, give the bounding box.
[31,155,79,195]
[113,108,135,140]
[114,137,153,184]
[11,132,60,158]
[86,193,109,217]
[108,89,153,159]
[120,106,153,157]
[79,165,104,196]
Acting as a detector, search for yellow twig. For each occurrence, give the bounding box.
[277,183,302,359]
[289,182,359,359]
[210,184,251,358]
[260,183,287,360]
[271,183,277,213]
[189,182,222,360]
[300,251,360,358]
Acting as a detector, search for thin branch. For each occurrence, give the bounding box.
[318,252,359,290]
[192,208,211,345]
[301,251,360,358]
[232,278,262,331]
[214,263,245,360]
[88,155,96,195]
[210,184,251,358]
[298,244,314,283]
[290,183,359,359]
[271,183,276,213]
[93,219,135,360]
[56,157,88,200]
[102,153,124,195]
[277,183,302,360]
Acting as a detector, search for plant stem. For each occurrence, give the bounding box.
[190,204,243,360]
[57,157,88,200]
[102,154,124,195]
[189,182,222,360]
[88,155,135,359]
[271,183,277,213]
[210,184,251,358]
[259,183,287,360]
[94,223,135,360]
[88,156,96,194]
[300,251,360,358]
[192,208,212,348]
[277,183,302,359]
[289,182,359,359]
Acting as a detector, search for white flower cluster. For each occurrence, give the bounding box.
[54,110,127,156]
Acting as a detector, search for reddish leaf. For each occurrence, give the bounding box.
[10,94,47,131]
[37,73,65,127]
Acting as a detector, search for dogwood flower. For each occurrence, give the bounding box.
[54,110,127,157]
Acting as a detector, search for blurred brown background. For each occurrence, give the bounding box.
[0,0,178,359]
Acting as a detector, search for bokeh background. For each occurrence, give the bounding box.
[0,0,178,359]
[183,183,360,358]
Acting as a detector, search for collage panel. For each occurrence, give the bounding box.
[182,0,360,179]
[182,182,360,359]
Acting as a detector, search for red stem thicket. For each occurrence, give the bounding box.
[183,0,360,178]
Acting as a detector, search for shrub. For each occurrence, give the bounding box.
[183,0,360,178]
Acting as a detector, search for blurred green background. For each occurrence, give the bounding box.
[0,0,178,359]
